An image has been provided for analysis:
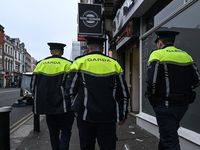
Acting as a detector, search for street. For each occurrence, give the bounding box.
[0,88,32,133]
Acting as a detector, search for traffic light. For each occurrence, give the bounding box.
[5,74,8,79]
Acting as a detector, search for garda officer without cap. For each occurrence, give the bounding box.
[30,42,74,150]
[145,31,200,150]
[66,36,130,150]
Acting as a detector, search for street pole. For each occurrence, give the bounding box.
[0,106,12,150]
[34,114,40,132]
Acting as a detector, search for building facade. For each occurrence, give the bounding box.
[20,42,26,73]
[0,25,4,87]
[4,35,15,87]
[25,51,31,72]
[0,24,34,87]
[70,41,88,61]
[31,57,37,72]
[11,38,21,86]
[101,0,200,149]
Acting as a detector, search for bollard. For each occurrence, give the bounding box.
[0,106,12,150]
[34,114,40,132]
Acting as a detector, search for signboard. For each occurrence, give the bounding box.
[115,18,140,50]
[113,0,144,37]
[78,3,102,35]
[78,35,87,41]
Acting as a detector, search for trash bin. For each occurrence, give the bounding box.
[0,106,12,150]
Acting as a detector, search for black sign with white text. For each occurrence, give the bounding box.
[78,3,102,35]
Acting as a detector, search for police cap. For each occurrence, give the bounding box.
[154,30,179,43]
[84,36,107,45]
[47,42,66,51]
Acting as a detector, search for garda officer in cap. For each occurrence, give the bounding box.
[30,43,74,150]
[145,31,200,150]
[66,36,130,150]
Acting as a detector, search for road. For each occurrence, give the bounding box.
[0,88,32,134]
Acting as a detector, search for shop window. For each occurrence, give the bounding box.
[142,1,200,134]
[142,0,184,33]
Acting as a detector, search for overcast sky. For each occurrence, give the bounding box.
[0,0,80,61]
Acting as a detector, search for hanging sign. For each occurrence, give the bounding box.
[78,3,102,35]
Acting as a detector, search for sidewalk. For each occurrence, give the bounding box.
[11,114,159,150]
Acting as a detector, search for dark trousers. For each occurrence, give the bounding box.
[153,104,188,150]
[46,112,74,150]
[77,117,117,150]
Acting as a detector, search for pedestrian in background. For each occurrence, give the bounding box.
[66,36,130,150]
[14,81,17,87]
[30,43,74,150]
[145,30,200,150]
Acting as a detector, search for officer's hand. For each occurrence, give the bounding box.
[145,91,151,98]
[118,119,127,125]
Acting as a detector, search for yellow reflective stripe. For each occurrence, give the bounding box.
[148,46,193,63]
[34,58,71,74]
[71,54,123,74]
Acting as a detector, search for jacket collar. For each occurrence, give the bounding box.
[162,44,174,49]
[75,51,104,60]
[88,51,103,55]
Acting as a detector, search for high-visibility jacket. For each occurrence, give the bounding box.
[31,55,72,114]
[146,45,200,98]
[66,51,130,123]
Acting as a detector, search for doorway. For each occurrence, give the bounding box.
[125,44,139,113]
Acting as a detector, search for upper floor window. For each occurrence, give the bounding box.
[15,64,20,72]
[5,45,7,53]
[18,52,20,61]
[15,51,17,59]
[11,61,13,71]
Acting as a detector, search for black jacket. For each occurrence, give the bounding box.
[66,51,130,123]
[145,46,200,99]
[30,55,72,114]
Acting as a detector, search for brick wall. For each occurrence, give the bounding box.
[0,25,4,69]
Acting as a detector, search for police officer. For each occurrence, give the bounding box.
[30,43,74,150]
[145,31,200,150]
[66,36,130,150]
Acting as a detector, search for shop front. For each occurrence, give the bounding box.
[113,17,140,113]
[111,0,200,149]
[138,0,200,149]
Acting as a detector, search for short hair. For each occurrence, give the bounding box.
[88,44,103,52]
[51,49,63,56]
[160,38,175,45]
